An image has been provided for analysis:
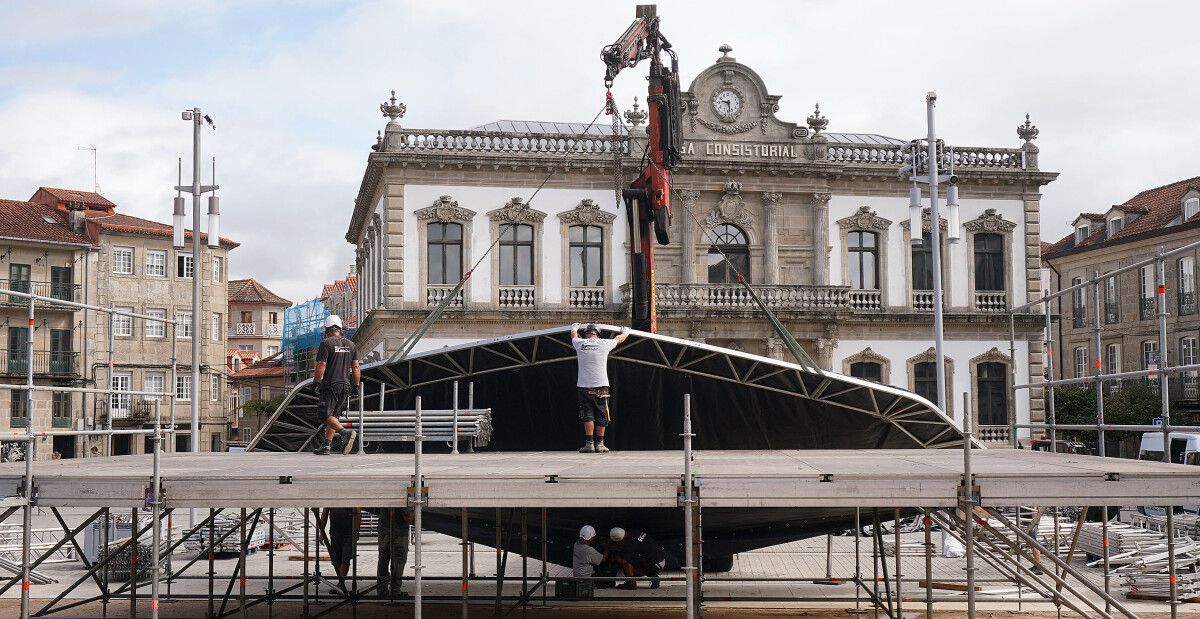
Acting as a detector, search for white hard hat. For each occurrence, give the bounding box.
[323,315,343,330]
[609,527,625,542]
[579,525,596,541]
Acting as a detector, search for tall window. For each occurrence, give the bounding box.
[1143,340,1160,369]
[112,247,133,274]
[1140,264,1155,320]
[8,263,30,302]
[427,222,463,285]
[144,372,165,402]
[52,391,70,427]
[973,233,1005,291]
[1073,346,1088,378]
[7,327,28,374]
[50,266,73,301]
[211,313,222,341]
[10,389,29,427]
[110,373,131,415]
[847,231,879,290]
[212,256,223,283]
[1182,337,1199,398]
[146,250,166,277]
[1103,273,1118,324]
[498,224,534,286]
[176,311,193,339]
[1071,276,1086,327]
[1075,225,1089,245]
[911,231,935,290]
[49,328,71,373]
[177,254,194,279]
[707,224,749,284]
[176,375,192,402]
[569,225,604,287]
[976,362,1009,426]
[913,361,938,403]
[1185,197,1200,221]
[850,361,882,383]
[145,309,166,338]
[211,374,220,401]
[1179,256,1196,315]
[113,307,133,337]
[1105,343,1122,394]
[1107,217,1124,236]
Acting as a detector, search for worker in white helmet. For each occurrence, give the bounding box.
[571,323,630,453]
[608,526,667,589]
[572,525,609,581]
[311,315,360,455]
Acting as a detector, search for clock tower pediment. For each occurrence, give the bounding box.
[681,44,809,145]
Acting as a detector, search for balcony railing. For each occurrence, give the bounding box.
[652,283,851,311]
[1183,374,1200,400]
[912,291,935,312]
[0,279,80,307]
[97,396,157,427]
[1141,297,1156,320]
[228,322,283,338]
[978,425,1012,445]
[848,289,882,311]
[825,143,1026,169]
[426,285,464,308]
[1180,291,1196,316]
[975,291,1008,313]
[0,350,79,376]
[1072,305,1086,328]
[1105,302,1119,324]
[393,128,628,156]
[51,416,70,429]
[568,287,606,309]
[498,286,536,309]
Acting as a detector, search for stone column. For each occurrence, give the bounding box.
[679,190,700,284]
[762,192,783,284]
[811,192,831,286]
[766,337,783,360]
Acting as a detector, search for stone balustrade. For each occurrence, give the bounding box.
[498,286,536,308]
[825,142,1027,169]
[568,287,606,309]
[392,129,627,156]
[978,425,1012,445]
[912,291,935,312]
[651,283,851,311]
[426,285,464,308]
[974,292,1008,313]
[848,290,882,311]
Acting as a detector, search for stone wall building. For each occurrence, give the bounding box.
[227,278,290,358]
[344,47,1057,444]
[0,195,91,459]
[320,270,359,330]
[1042,176,1200,424]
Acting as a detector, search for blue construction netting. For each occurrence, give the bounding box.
[282,299,328,376]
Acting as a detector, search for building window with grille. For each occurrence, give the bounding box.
[1182,337,1198,400]
[145,373,165,402]
[847,231,879,290]
[146,250,166,277]
[973,233,1005,291]
[569,225,604,287]
[113,307,134,337]
[213,256,223,283]
[10,390,29,428]
[849,361,882,383]
[1139,264,1155,320]
[1143,341,1160,386]
[177,254,194,279]
[1105,343,1122,394]
[211,374,220,401]
[427,222,464,286]
[176,375,192,402]
[52,391,70,428]
[1071,276,1086,327]
[498,224,534,286]
[976,362,1009,426]
[1103,273,1118,324]
[1073,346,1088,378]
[145,309,166,338]
[176,311,193,339]
[1178,256,1196,316]
[911,231,935,291]
[913,361,938,403]
[112,247,133,274]
[50,266,73,301]
[708,224,749,284]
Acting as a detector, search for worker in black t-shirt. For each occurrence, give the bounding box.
[312,315,360,455]
[608,527,667,590]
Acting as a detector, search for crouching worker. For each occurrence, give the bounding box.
[609,527,667,590]
[311,315,359,455]
[572,525,615,588]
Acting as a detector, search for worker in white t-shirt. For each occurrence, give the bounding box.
[571,323,630,453]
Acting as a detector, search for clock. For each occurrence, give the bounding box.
[711,88,743,122]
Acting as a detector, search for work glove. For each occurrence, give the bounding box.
[572,322,581,332]
[620,327,631,336]
[350,383,360,398]
[311,382,322,399]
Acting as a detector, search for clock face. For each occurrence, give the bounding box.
[711,88,743,122]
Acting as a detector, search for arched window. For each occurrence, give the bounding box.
[707,224,749,284]
[973,233,1004,291]
[569,225,604,287]
[427,222,463,285]
[847,231,879,290]
[976,362,1008,426]
[499,224,534,286]
[913,361,938,403]
[849,361,882,383]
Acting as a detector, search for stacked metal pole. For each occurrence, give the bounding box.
[19,295,34,618]
[962,391,977,617]
[682,393,696,619]
[1154,248,1179,618]
[150,401,162,619]
[413,395,424,618]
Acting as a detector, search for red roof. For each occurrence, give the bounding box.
[228,278,292,306]
[85,211,240,249]
[0,199,94,247]
[345,274,358,293]
[1045,175,1200,257]
[34,187,116,209]
[321,283,334,297]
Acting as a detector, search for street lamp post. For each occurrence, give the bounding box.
[174,109,219,463]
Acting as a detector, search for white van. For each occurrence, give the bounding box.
[1138,431,1200,466]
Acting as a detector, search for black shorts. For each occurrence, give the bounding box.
[318,383,350,422]
[577,387,610,427]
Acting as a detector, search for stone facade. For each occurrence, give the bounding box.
[344,47,1057,443]
[228,278,291,358]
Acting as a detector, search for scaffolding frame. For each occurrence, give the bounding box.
[1006,238,1200,618]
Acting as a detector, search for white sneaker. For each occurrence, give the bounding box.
[595,442,609,453]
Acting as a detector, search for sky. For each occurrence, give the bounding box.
[2,0,1198,305]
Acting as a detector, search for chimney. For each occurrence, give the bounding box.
[66,201,86,234]
[348,263,357,275]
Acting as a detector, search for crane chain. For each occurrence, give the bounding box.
[607,89,623,212]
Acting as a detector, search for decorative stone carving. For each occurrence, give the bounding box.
[806,103,829,135]
[1017,114,1039,144]
[697,117,758,135]
[380,90,405,126]
[558,199,616,225]
[846,347,889,366]
[705,182,753,229]
[415,195,476,223]
[963,208,1017,233]
[766,337,783,360]
[761,192,783,213]
[726,341,747,353]
[679,189,701,210]
[837,206,892,231]
[623,97,647,128]
[899,209,949,233]
[970,347,1012,365]
[488,197,546,224]
[811,192,831,207]
[372,130,383,152]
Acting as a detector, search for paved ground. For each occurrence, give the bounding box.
[1,507,1194,616]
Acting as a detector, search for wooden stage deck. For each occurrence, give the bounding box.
[1,449,1197,509]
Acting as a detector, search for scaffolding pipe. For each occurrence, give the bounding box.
[20,295,33,619]
[1008,312,1019,447]
[1091,271,1108,456]
[923,509,933,618]
[1012,362,1200,389]
[461,508,468,619]
[961,391,976,618]
[683,393,696,619]
[0,285,180,322]
[106,312,115,456]
[150,402,162,619]
[413,394,424,619]
[451,379,459,455]
[357,382,365,455]
[1042,291,1057,452]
